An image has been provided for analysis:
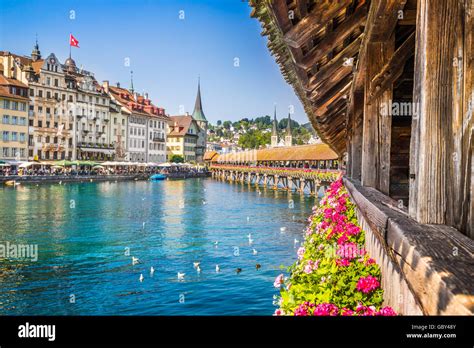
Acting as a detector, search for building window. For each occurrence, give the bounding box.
[2,147,9,157]
[19,133,25,142]
[3,100,10,109]
[29,89,34,97]
[2,131,9,141]
[38,90,43,98]
[54,79,59,87]
[2,115,9,124]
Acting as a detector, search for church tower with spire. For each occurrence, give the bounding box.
[284,113,293,147]
[31,36,41,62]
[192,77,208,163]
[271,106,279,148]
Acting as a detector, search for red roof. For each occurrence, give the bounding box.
[0,75,29,101]
[109,86,168,120]
[168,115,198,137]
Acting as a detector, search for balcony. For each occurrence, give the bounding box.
[78,142,114,149]
[153,136,166,143]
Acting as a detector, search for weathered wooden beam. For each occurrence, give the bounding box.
[398,9,417,25]
[298,4,367,70]
[352,0,408,91]
[294,0,308,19]
[305,35,363,91]
[350,90,364,180]
[368,31,415,103]
[409,0,473,236]
[310,65,353,100]
[361,38,395,194]
[269,1,293,33]
[313,75,352,116]
[283,0,352,48]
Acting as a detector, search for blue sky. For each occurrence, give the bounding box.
[0,0,307,124]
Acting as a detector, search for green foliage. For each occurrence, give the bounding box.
[169,154,184,163]
[238,129,271,149]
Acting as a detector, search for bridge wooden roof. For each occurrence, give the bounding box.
[249,0,415,155]
[215,143,338,163]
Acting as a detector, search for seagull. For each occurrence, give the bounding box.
[247,233,252,239]
[214,241,219,247]
[236,268,242,274]
[150,266,155,275]
[132,257,140,265]
[142,222,146,229]
[280,227,287,232]
[193,262,200,269]
[252,248,258,255]
[256,264,261,270]
[202,200,207,205]
[247,216,250,222]
[59,181,62,185]
[215,265,220,273]
[294,238,299,245]
[249,238,254,245]
[177,272,185,280]
[196,266,201,274]
[142,197,146,201]
[139,274,144,282]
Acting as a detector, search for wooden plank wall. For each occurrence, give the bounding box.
[409,0,474,237]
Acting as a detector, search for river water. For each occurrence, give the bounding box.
[0,178,316,315]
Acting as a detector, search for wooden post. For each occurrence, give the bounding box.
[410,0,474,235]
[350,90,364,181]
[361,38,394,194]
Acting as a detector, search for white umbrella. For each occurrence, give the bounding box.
[19,162,36,168]
[158,163,172,167]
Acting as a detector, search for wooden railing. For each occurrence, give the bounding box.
[210,164,342,182]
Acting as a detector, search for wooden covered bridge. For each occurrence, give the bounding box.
[247,0,473,315]
[206,143,341,195]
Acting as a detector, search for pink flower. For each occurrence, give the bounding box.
[336,258,350,267]
[294,303,309,316]
[365,258,376,266]
[356,276,380,294]
[303,259,320,274]
[313,303,339,316]
[297,246,305,260]
[336,242,359,259]
[273,309,283,316]
[341,307,355,316]
[376,306,397,316]
[273,274,284,288]
[356,304,377,316]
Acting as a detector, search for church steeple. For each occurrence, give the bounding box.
[129,70,134,93]
[285,113,293,147]
[271,105,279,148]
[31,35,41,62]
[192,77,207,122]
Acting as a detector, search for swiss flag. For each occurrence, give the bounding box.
[69,34,79,48]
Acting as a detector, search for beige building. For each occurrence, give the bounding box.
[107,83,168,162]
[1,46,76,160]
[0,75,29,161]
[167,114,200,162]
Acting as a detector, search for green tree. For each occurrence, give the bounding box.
[169,154,184,163]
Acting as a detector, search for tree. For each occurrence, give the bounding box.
[217,120,222,126]
[223,121,232,130]
[169,154,184,163]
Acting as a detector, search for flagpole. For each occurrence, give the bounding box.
[69,33,71,59]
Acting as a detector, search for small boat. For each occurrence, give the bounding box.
[5,180,20,186]
[150,174,166,181]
